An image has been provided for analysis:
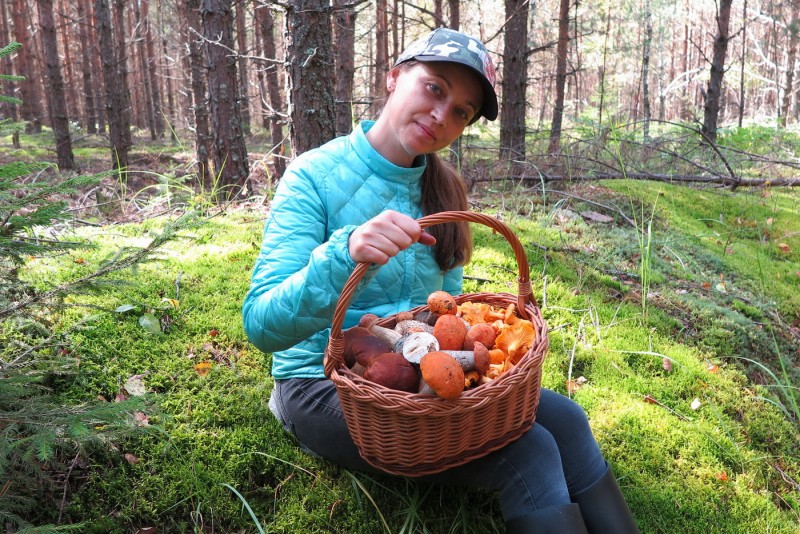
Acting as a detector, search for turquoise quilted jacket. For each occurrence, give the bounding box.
[242,121,463,379]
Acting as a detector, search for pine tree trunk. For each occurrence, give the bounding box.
[285,0,335,155]
[548,0,570,155]
[641,0,652,140]
[780,0,800,127]
[142,0,165,137]
[701,0,733,144]
[88,0,106,133]
[332,0,356,137]
[76,0,97,133]
[0,0,17,123]
[37,0,74,170]
[738,0,747,127]
[499,0,529,162]
[11,0,43,133]
[255,0,286,178]
[95,0,130,169]
[201,0,250,194]
[58,0,81,120]
[112,0,132,150]
[134,0,157,139]
[181,0,212,188]
[372,0,388,99]
[235,0,251,135]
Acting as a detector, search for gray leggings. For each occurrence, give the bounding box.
[270,378,608,522]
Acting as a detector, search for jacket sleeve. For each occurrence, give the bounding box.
[241,164,374,355]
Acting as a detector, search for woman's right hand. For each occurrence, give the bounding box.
[348,210,436,265]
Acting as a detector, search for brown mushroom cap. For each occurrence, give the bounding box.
[348,335,392,367]
[343,326,376,367]
[363,352,420,393]
[419,351,465,400]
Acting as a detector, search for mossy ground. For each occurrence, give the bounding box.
[12,175,800,532]
[0,121,800,534]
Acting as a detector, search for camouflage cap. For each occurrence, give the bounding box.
[394,28,498,124]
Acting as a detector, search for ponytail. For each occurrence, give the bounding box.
[421,153,473,271]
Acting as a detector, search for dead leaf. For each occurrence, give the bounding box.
[195,361,212,376]
[766,217,774,225]
[690,398,702,410]
[133,412,149,426]
[136,528,157,534]
[124,453,139,465]
[124,374,147,396]
[73,258,86,264]
[778,243,791,254]
[707,364,720,373]
[715,472,729,482]
[662,358,673,372]
[644,394,659,405]
[566,376,587,394]
[209,328,219,337]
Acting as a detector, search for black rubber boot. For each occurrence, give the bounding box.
[505,503,588,533]
[571,466,639,533]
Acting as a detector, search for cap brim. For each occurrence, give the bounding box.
[410,56,498,124]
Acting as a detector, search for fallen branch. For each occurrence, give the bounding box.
[476,172,800,187]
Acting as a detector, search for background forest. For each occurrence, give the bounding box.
[1,0,800,532]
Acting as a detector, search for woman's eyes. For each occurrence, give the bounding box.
[426,82,471,122]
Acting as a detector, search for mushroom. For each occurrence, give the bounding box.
[427,290,458,315]
[401,331,440,364]
[413,310,440,326]
[362,352,420,393]
[418,351,465,400]
[348,335,392,368]
[495,319,536,364]
[441,341,490,375]
[343,326,377,367]
[358,313,402,348]
[395,320,434,336]
[432,314,468,351]
[462,322,497,351]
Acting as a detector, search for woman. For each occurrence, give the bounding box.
[243,27,639,533]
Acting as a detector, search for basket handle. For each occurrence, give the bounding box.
[324,210,537,378]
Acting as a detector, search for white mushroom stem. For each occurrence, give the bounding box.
[418,379,436,396]
[441,350,478,371]
[358,313,402,348]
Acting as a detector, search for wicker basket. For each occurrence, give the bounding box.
[323,211,548,477]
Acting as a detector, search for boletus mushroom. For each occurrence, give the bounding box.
[362,352,420,393]
[418,351,465,400]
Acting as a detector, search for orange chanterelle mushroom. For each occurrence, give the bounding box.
[494,319,536,364]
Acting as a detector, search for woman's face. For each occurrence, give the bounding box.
[369,61,483,167]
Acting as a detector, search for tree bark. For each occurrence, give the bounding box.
[255,0,286,178]
[201,0,250,194]
[332,0,356,137]
[372,0,388,100]
[112,0,132,150]
[37,0,74,170]
[95,0,130,170]
[499,0,529,162]
[641,0,652,140]
[548,0,570,155]
[701,0,733,144]
[780,0,800,127]
[0,0,17,123]
[142,0,165,137]
[76,0,97,133]
[738,0,747,127]
[285,0,336,155]
[133,0,157,139]
[181,0,212,187]
[11,0,43,132]
[235,0,251,135]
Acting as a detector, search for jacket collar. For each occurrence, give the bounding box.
[352,121,426,183]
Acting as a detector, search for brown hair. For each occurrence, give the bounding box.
[421,153,472,271]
